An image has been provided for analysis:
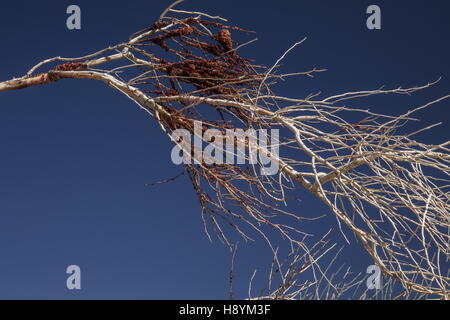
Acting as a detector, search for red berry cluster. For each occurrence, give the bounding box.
[54,62,87,71]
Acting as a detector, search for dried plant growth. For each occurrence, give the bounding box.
[1,2,449,299]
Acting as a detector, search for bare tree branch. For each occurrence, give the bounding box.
[1,2,449,299]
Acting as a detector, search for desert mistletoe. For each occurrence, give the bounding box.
[54,62,88,71]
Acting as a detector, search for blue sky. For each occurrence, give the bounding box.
[0,1,449,299]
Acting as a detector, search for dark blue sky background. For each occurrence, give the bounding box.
[0,1,449,299]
